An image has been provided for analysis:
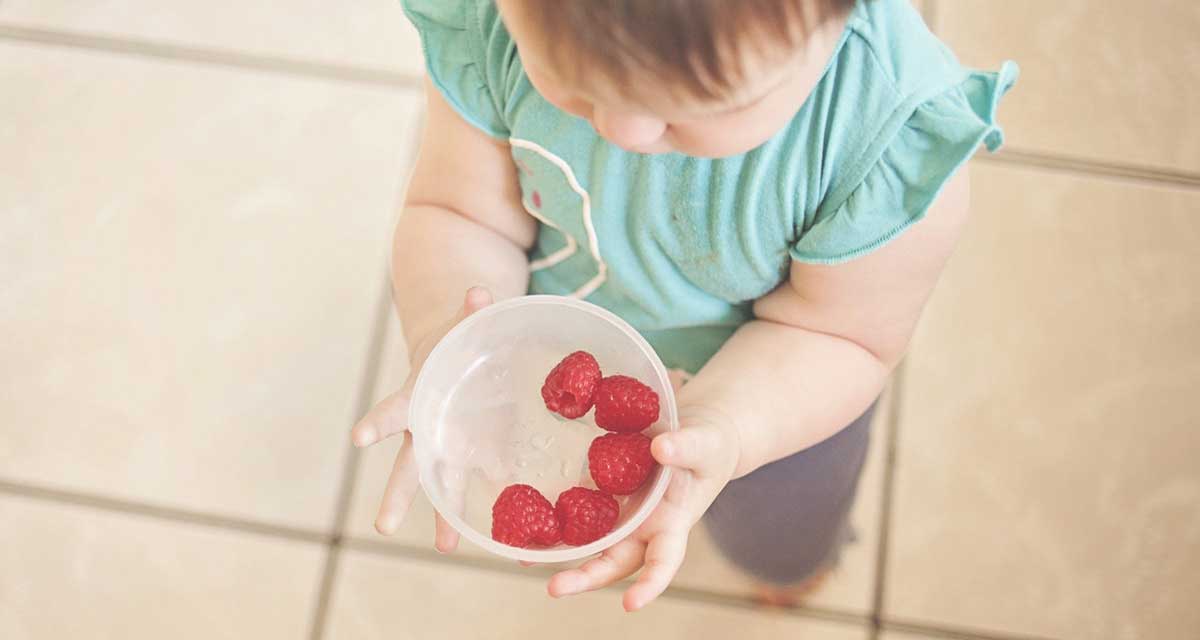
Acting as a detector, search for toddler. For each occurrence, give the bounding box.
[352,0,1017,610]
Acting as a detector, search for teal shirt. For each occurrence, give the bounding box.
[403,0,1017,374]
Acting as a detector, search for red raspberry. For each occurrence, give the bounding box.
[588,432,657,495]
[541,351,602,419]
[555,487,619,546]
[491,484,561,548]
[593,375,659,433]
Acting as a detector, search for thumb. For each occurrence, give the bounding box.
[651,422,735,477]
[458,286,494,319]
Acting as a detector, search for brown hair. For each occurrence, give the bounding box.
[516,0,856,101]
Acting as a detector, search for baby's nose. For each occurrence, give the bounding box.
[591,107,667,152]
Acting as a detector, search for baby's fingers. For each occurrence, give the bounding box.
[547,538,644,598]
[431,460,467,553]
[374,433,420,534]
[352,387,412,448]
[434,513,460,553]
[623,530,687,611]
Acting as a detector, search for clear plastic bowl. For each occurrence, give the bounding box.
[408,295,677,563]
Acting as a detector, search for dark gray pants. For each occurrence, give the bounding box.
[702,402,876,585]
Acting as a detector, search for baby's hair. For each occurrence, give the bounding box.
[519,0,856,101]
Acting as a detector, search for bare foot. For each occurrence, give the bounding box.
[751,567,833,608]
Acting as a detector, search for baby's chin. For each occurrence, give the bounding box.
[661,137,776,159]
[621,140,675,156]
[649,127,781,159]
[622,137,770,159]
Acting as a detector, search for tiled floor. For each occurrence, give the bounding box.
[325,550,868,640]
[1,2,1197,639]
[888,164,1200,640]
[935,0,1200,175]
[0,493,325,639]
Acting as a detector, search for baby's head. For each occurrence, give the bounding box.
[497,0,854,158]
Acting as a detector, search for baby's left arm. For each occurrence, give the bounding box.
[548,168,971,610]
[696,166,971,476]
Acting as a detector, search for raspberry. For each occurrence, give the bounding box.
[541,351,602,419]
[555,487,619,546]
[593,375,659,433]
[588,432,656,495]
[491,484,561,548]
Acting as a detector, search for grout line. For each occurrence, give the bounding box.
[307,118,423,639]
[869,364,906,639]
[307,546,344,640]
[0,477,330,545]
[306,272,396,640]
[881,619,1061,640]
[0,477,1045,640]
[922,0,1198,192]
[340,268,396,534]
[6,24,1200,194]
[0,475,1049,640]
[340,537,872,627]
[0,23,424,90]
[860,378,1061,640]
[346,537,568,580]
[980,148,1200,190]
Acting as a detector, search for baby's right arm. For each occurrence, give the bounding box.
[393,78,534,350]
[351,79,533,551]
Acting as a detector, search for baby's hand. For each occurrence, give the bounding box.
[547,407,741,611]
[349,287,494,552]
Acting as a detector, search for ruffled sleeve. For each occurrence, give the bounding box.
[401,0,510,138]
[791,61,1019,264]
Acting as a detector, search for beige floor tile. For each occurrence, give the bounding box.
[0,42,420,530]
[347,316,888,612]
[0,493,324,640]
[935,0,1200,173]
[886,162,1200,639]
[0,0,423,76]
[325,549,868,640]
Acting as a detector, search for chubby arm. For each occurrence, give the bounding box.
[678,168,971,477]
[352,79,534,549]
[393,78,534,349]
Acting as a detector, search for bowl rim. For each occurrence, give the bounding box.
[408,294,678,563]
